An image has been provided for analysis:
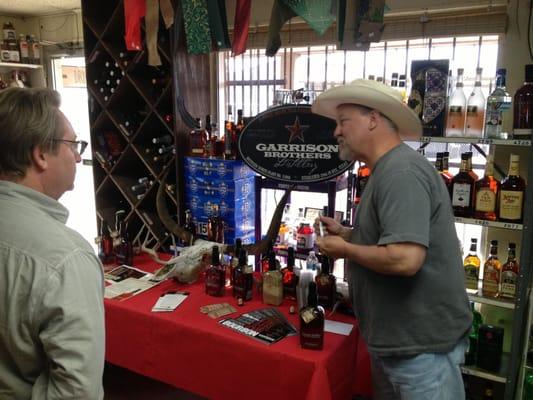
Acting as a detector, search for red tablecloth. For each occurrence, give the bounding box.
[104,256,372,400]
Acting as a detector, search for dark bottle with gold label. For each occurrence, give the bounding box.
[205,246,225,297]
[262,252,283,306]
[299,281,324,350]
[315,256,337,309]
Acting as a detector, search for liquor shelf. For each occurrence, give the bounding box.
[414,136,531,147]
[0,61,43,70]
[454,216,523,231]
[461,352,509,384]
[468,292,516,310]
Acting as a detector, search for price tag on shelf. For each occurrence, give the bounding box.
[502,223,522,230]
[473,219,491,227]
[511,139,531,146]
[477,138,493,145]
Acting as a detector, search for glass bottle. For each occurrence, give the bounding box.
[188,118,207,158]
[205,246,225,297]
[229,238,242,287]
[442,151,453,182]
[232,249,253,301]
[513,64,533,140]
[305,250,320,275]
[465,67,486,138]
[450,153,476,217]
[234,109,244,159]
[116,221,133,266]
[464,302,483,365]
[281,247,298,300]
[261,240,275,273]
[98,220,114,264]
[299,281,325,350]
[180,209,196,247]
[29,34,40,64]
[482,240,501,298]
[262,251,283,306]
[435,152,451,189]
[482,382,494,400]
[500,242,519,300]
[464,238,481,292]
[465,152,479,181]
[445,68,467,137]
[18,34,29,64]
[499,154,526,223]
[315,256,337,309]
[207,204,224,243]
[355,162,371,204]
[485,68,512,139]
[293,207,306,243]
[224,105,236,160]
[474,154,500,221]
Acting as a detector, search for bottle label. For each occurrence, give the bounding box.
[449,105,463,113]
[0,50,10,62]
[467,105,478,114]
[19,42,28,58]
[452,183,471,207]
[482,267,499,295]
[8,50,19,62]
[296,233,314,249]
[301,308,317,324]
[500,270,517,298]
[499,190,523,220]
[464,264,479,290]
[475,188,496,212]
[3,29,15,41]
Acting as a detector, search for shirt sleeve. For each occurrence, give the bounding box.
[34,250,105,400]
[375,169,431,248]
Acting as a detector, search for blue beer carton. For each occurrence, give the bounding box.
[184,157,256,182]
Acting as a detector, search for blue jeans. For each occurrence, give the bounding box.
[369,339,468,400]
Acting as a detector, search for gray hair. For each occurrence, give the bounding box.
[0,87,63,179]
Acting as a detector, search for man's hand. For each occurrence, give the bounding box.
[315,235,347,259]
[314,216,351,241]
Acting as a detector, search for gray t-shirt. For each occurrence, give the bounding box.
[348,143,472,357]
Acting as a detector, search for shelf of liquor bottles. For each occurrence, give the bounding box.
[415,136,531,147]
[461,352,510,384]
[467,290,516,310]
[454,216,523,231]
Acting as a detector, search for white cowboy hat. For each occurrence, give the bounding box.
[311,79,422,139]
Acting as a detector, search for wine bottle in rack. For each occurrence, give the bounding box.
[152,135,173,145]
[157,144,174,154]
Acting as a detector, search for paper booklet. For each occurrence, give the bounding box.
[104,265,161,300]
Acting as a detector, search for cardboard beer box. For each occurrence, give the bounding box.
[184,157,256,182]
[186,195,255,225]
[407,59,449,137]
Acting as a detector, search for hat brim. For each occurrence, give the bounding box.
[311,84,423,140]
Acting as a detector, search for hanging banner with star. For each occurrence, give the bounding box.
[238,105,353,183]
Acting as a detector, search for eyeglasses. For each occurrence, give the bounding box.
[53,139,88,156]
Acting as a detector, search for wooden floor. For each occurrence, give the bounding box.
[103,363,206,400]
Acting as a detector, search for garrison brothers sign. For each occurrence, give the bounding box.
[238,105,353,183]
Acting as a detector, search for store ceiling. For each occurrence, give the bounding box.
[0,0,504,19]
[0,0,80,17]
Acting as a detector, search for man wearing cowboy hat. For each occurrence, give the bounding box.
[313,79,472,399]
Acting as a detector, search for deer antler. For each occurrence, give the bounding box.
[156,166,293,256]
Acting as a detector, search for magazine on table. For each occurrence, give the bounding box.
[104,265,161,300]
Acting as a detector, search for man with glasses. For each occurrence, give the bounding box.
[0,87,104,399]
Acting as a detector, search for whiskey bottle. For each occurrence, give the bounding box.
[179,209,196,247]
[450,153,476,217]
[446,68,467,137]
[224,106,236,160]
[229,238,242,286]
[465,67,485,138]
[97,220,114,264]
[500,242,519,300]
[115,221,133,266]
[474,154,500,221]
[188,118,207,158]
[499,154,526,223]
[355,162,371,204]
[233,248,253,301]
[281,247,298,300]
[435,152,451,189]
[315,256,337,309]
[513,64,533,140]
[482,240,501,298]
[205,246,225,297]
[464,238,481,292]
[152,135,173,145]
[299,281,325,350]
[207,204,224,243]
[261,240,275,273]
[18,34,29,63]
[485,68,512,139]
[262,251,283,306]
[442,151,454,182]
[465,152,479,181]
[234,109,244,159]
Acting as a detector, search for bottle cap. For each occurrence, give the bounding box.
[490,239,498,246]
[509,242,516,249]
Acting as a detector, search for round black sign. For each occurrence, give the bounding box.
[238,105,353,183]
